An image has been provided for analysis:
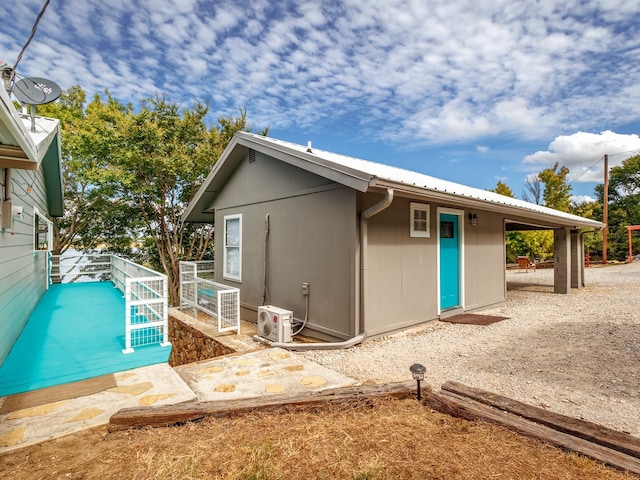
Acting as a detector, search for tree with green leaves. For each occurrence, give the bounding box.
[539,162,572,212]
[492,176,555,263]
[491,181,525,262]
[37,86,131,255]
[40,87,267,304]
[594,154,640,260]
[110,97,266,304]
[492,180,514,198]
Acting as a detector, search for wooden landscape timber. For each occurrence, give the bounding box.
[423,382,640,475]
[109,379,640,474]
[441,381,640,459]
[109,381,415,431]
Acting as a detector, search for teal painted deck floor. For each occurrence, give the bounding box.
[0,282,171,397]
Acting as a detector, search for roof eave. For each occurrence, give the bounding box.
[0,88,38,166]
[184,132,604,231]
[183,132,376,223]
[234,132,375,192]
[373,179,605,230]
[0,87,62,174]
[183,134,245,223]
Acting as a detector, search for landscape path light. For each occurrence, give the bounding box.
[409,363,426,401]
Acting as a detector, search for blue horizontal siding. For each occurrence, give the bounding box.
[0,168,49,366]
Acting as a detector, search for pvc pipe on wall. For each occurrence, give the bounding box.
[270,188,394,351]
[269,332,367,350]
[358,188,394,335]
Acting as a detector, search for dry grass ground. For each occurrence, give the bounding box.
[1,397,637,480]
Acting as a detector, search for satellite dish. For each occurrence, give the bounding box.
[12,77,62,105]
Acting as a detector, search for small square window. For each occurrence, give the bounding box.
[441,221,454,238]
[410,202,430,238]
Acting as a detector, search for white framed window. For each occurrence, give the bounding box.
[33,207,53,251]
[410,202,430,238]
[223,214,242,281]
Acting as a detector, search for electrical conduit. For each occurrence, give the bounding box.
[271,188,394,350]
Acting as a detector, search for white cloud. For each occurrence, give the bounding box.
[492,98,553,137]
[1,0,640,148]
[523,131,640,183]
[477,145,490,153]
[571,194,596,204]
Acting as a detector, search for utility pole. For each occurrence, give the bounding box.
[603,154,609,264]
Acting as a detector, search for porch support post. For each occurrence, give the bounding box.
[122,278,134,354]
[553,228,571,294]
[570,230,584,289]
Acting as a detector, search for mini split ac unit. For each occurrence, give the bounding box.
[257,305,292,343]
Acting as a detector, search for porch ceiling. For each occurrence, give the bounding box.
[506,222,561,231]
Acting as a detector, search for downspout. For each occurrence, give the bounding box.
[359,188,394,335]
[578,226,603,287]
[270,188,394,350]
[1,168,11,230]
[3,168,11,202]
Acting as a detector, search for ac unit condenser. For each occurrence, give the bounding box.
[257,306,292,343]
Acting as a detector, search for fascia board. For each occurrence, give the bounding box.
[0,88,37,163]
[183,134,244,222]
[235,132,374,192]
[0,88,61,170]
[184,133,374,223]
[375,179,604,230]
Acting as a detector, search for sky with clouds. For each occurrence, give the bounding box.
[2,0,640,201]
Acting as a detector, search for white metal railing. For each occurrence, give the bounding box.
[49,253,170,353]
[118,257,170,353]
[123,274,170,354]
[50,253,112,284]
[179,260,240,334]
[193,260,214,280]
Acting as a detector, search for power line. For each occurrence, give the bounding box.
[608,148,640,159]
[568,148,640,185]
[568,155,604,184]
[11,0,51,81]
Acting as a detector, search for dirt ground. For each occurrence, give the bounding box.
[0,397,637,480]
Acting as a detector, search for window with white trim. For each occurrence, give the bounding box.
[223,214,242,281]
[410,202,430,238]
[33,207,53,251]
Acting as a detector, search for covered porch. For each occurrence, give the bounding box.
[0,254,171,397]
[505,222,592,294]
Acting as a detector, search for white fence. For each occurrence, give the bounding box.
[50,253,170,353]
[180,261,240,334]
[123,274,170,354]
[50,253,112,284]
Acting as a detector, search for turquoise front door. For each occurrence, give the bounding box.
[439,213,460,310]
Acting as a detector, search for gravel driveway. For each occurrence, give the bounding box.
[299,262,640,437]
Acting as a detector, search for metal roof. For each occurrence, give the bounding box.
[185,131,605,230]
[0,85,60,169]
